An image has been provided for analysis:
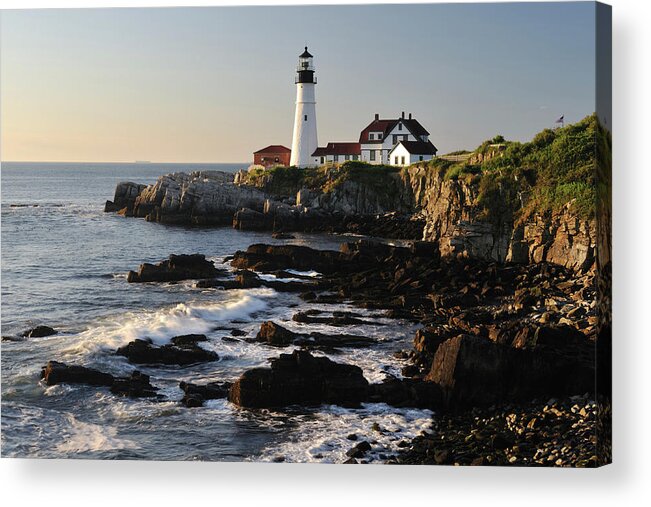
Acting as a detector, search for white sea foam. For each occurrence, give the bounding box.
[66,288,277,355]
[55,414,138,453]
[284,269,321,278]
[254,403,433,464]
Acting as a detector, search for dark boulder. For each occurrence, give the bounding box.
[127,254,221,283]
[116,336,218,366]
[255,321,299,346]
[228,350,369,408]
[110,370,158,398]
[40,361,158,398]
[41,361,114,387]
[179,380,232,407]
[231,244,347,274]
[425,333,595,408]
[23,325,57,338]
[254,321,374,349]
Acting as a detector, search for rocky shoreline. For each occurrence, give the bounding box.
[37,236,611,465]
[103,163,596,268]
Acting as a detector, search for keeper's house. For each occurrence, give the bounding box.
[358,112,437,165]
[253,145,291,168]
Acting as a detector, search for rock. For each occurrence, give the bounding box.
[179,380,232,407]
[110,370,158,398]
[231,244,348,275]
[292,310,381,327]
[272,232,295,239]
[233,208,269,231]
[22,325,57,338]
[104,200,121,213]
[367,378,442,409]
[116,337,218,366]
[122,171,264,225]
[40,361,114,387]
[433,449,451,465]
[255,321,299,346]
[346,441,371,458]
[425,333,595,408]
[254,321,374,349]
[106,181,147,215]
[40,361,158,398]
[228,350,369,408]
[127,254,221,283]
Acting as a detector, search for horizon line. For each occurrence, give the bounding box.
[1,160,250,165]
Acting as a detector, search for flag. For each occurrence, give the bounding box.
[555,115,564,123]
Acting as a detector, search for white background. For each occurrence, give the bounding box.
[1,0,649,505]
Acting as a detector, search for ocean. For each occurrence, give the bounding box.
[0,162,432,462]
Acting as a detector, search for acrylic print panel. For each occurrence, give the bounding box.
[0,1,611,466]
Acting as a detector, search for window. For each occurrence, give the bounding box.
[394,156,399,164]
[393,135,398,144]
[377,133,382,139]
[320,157,325,164]
[403,135,409,141]
[369,133,374,140]
[401,156,405,165]
[398,123,403,131]
[304,115,307,121]
[370,150,376,161]
[353,155,358,161]
[334,155,339,162]
[345,155,350,161]
[419,155,424,161]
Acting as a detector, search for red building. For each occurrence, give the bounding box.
[253,145,291,168]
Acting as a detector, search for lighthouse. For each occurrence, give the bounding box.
[290,47,318,167]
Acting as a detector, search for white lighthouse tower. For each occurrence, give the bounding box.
[290,47,318,167]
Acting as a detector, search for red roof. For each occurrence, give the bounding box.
[253,145,291,154]
[312,142,361,156]
[359,116,430,143]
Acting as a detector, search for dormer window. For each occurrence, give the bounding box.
[377,133,382,139]
[369,133,374,140]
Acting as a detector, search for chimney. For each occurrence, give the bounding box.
[401,111,405,119]
[409,113,412,119]
[374,113,379,121]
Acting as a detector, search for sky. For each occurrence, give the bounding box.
[0,2,597,163]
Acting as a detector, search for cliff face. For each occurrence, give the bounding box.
[108,171,268,225]
[106,166,595,271]
[396,166,595,271]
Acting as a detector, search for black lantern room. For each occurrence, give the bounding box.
[295,46,316,84]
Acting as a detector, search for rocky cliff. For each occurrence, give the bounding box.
[105,171,268,225]
[105,115,602,272]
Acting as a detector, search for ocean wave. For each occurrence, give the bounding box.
[66,288,277,356]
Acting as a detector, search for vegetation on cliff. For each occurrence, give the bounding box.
[426,114,602,220]
[240,161,400,198]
